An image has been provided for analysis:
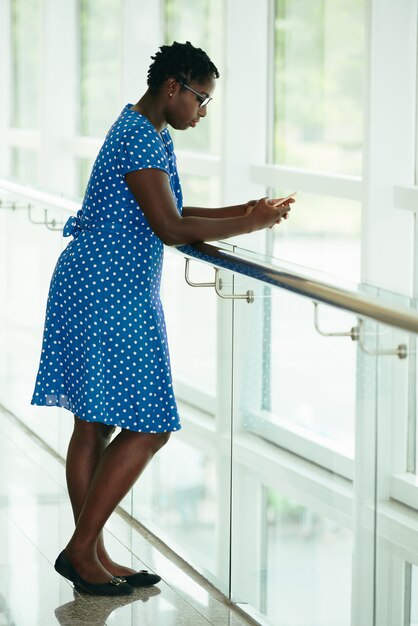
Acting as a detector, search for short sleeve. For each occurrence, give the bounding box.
[117,122,170,177]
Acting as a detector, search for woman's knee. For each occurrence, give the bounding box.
[139,431,171,454]
[154,431,171,451]
[73,415,116,443]
[120,430,171,454]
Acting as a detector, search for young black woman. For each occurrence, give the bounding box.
[31,41,293,596]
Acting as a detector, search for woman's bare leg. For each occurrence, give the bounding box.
[65,417,170,582]
[66,418,135,576]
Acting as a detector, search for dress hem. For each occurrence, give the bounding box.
[30,400,182,433]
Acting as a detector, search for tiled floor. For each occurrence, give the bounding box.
[0,409,254,626]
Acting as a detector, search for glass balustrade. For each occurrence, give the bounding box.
[367,292,414,626]
[229,268,355,626]
[1,196,418,625]
[411,566,418,626]
[0,200,71,456]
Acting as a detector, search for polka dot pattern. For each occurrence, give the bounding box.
[31,105,182,432]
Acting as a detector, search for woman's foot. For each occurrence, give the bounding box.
[97,546,161,585]
[65,545,117,584]
[55,550,133,596]
[97,551,137,578]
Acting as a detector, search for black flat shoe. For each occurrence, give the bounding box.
[54,550,134,596]
[118,569,161,587]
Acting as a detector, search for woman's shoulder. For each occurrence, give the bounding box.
[107,105,156,142]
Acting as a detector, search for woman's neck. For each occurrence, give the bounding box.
[131,91,167,133]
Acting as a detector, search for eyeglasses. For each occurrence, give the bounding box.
[179,82,212,108]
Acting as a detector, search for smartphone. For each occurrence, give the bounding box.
[270,192,297,207]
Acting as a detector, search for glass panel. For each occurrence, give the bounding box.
[373,303,413,625]
[264,490,352,624]
[0,199,68,452]
[132,436,222,570]
[269,294,356,456]
[230,272,356,460]
[162,252,217,401]
[161,176,221,402]
[10,148,39,186]
[164,0,223,154]
[79,0,121,137]
[231,274,356,625]
[274,0,365,175]
[11,0,41,128]
[272,192,361,282]
[411,565,418,625]
[412,312,418,476]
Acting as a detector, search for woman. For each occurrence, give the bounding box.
[31,41,293,596]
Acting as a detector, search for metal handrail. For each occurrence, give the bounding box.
[1,177,418,335]
[0,178,80,213]
[176,242,418,334]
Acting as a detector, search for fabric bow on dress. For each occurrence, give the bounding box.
[63,212,82,238]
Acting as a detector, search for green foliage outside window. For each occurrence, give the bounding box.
[11,0,40,128]
[79,0,121,137]
[164,0,223,155]
[274,0,364,175]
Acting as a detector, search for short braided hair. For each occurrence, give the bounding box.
[147,41,219,94]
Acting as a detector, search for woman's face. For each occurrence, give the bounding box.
[166,76,217,131]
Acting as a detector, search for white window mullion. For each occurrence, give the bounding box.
[390,473,418,512]
[221,0,270,252]
[247,410,354,480]
[250,163,362,201]
[362,0,417,295]
[220,0,272,598]
[4,128,40,150]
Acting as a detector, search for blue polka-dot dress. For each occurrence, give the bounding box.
[31,105,182,432]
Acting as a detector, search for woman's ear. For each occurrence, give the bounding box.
[165,77,178,98]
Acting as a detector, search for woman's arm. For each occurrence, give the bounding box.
[182,204,248,218]
[125,169,288,245]
[183,195,295,219]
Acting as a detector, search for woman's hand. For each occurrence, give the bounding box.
[245,197,293,230]
[267,195,296,226]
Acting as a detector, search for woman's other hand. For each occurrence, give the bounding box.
[246,197,292,230]
[268,195,295,227]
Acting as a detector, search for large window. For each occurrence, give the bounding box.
[164,0,223,154]
[78,0,122,137]
[11,0,41,129]
[274,0,364,175]
[10,148,39,186]
[271,192,361,281]
[270,0,365,283]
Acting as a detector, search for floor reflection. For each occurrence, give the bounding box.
[54,586,161,625]
[0,592,15,626]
